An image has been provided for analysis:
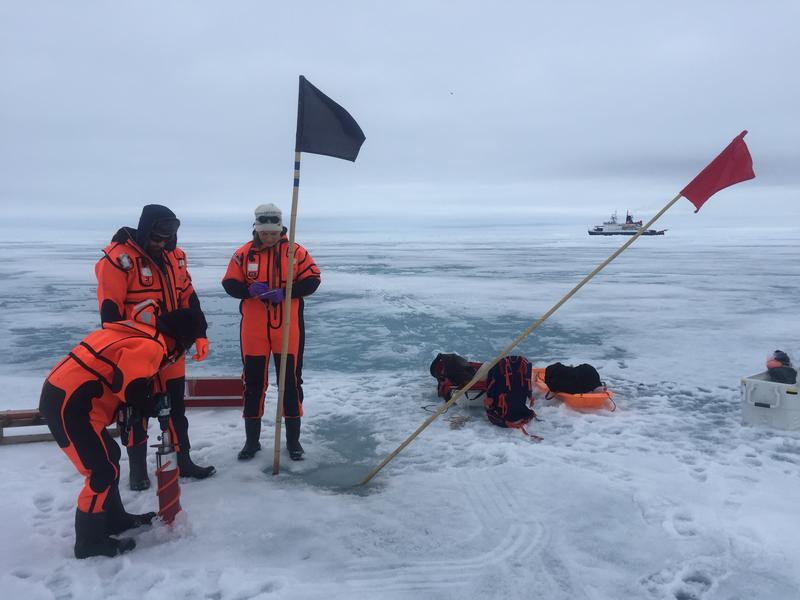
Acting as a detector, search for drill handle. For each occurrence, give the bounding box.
[153,392,172,431]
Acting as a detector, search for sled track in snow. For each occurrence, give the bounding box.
[342,470,544,593]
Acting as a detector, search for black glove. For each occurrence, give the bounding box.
[151,393,171,418]
[124,378,160,417]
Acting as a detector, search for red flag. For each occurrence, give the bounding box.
[680,130,755,212]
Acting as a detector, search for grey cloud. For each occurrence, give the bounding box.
[1,1,798,221]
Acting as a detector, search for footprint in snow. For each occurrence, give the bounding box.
[32,492,54,514]
[689,467,707,483]
[642,563,719,600]
[45,568,73,598]
[669,511,698,538]
[673,570,713,600]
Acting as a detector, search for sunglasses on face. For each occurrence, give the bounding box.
[150,232,172,243]
[256,215,280,224]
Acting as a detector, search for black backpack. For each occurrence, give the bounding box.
[429,353,475,386]
[484,356,535,429]
[544,362,601,394]
[430,353,478,400]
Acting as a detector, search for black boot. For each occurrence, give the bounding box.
[74,509,135,559]
[237,419,262,460]
[127,444,151,491]
[177,450,216,479]
[105,484,156,536]
[285,418,304,461]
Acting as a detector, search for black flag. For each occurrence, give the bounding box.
[295,75,366,161]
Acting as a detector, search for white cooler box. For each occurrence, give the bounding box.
[741,372,800,431]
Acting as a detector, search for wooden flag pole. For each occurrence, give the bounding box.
[360,193,683,485]
[272,151,302,475]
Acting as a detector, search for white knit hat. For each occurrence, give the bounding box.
[253,203,282,232]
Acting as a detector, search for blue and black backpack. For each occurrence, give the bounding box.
[484,356,537,432]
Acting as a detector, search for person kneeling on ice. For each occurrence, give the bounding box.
[38,306,202,559]
[222,203,321,461]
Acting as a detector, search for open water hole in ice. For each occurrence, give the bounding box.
[264,413,382,493]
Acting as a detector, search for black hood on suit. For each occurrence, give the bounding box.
[110,205,180,251]
[135,204,180,251]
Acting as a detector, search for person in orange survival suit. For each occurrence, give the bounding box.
[95,204,215,490]
[38,307,201,559]
[222,203,321,461]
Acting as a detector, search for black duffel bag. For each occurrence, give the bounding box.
[544,362,602,394]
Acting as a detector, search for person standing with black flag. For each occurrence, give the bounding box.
[95,204,215,489]
[222,204,320,461]
[219,75,364,472]
[254,75,365,474]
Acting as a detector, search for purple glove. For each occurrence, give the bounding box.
[248,282,269,298]
[260,288,285,304]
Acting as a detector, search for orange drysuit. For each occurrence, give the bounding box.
[39,321,169,513]
[95,224,206,452]
[222,233,320,420]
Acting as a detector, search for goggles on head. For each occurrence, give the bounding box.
[256,215,280,224]
[151,217,181,237]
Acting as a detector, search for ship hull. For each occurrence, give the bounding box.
[588,230,666,236]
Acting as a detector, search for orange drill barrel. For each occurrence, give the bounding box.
[156,447,181,524]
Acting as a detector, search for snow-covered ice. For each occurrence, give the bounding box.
[1,220,799,599]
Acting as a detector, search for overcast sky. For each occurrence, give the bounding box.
[1,0,798,227]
